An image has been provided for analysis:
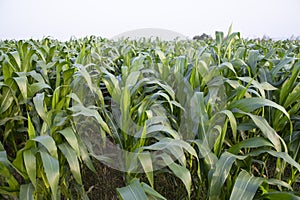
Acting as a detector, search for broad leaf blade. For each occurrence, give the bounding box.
[77,136,96,173]
[33,135,58,159]
[33,93,48,124]
[19,183,34,200]
[40,151,59,200]
[229,170,263,200]
[162,154,191,198]
[138,151,154,188]
[261,192,300,200]
[23,150,36,187]
[141,182,166,200]
[58,143,82,185]
[117,179,148,200]
[58,127,80,156]
[209,152,238,199]
[13,75,27,101]
[228,137,274,154]
[243,112,285,152]
[229,97,289,119]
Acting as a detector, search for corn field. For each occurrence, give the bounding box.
[0,31,300,200]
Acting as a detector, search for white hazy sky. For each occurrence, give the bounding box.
[0,0,299,40]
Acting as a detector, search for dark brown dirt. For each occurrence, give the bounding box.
[82,159,125,200]
[153,172,188,200]
[82,161,189,200]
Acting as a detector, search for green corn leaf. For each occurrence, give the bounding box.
[209,149,300,199]
[77,136,96,173]
[144,138,198,158]
[279,62,300,105]
[131,55,146,71]
[27,113,36,140]
[3,59,16,81]
[162,153,192,198]
[219,62,237,75]
[236,148,300,173]
[209,151,239,199]
[229,170,263,200]
[120,86,131,133]
[156,50,167,66]
[189,92,208,140]
[58,127,80,156]
[238,77,266,98]
[23,150,36,187]
[138,151,154,188]
[12,148,27,178]
[260,82,278,91]
[22,48,36,72]
[19,183,34,200]
[148,80,175,100]
[67,93,83,104]
[265,178,293,190]
[215,31,224,46]
[152,91,173,112]
[33,93,48,124]
[191,139,218,169]
[141,182,166,200]
[169,144,188,167]
[52,86,61,109]
[40,151,59,200]
[144,139,185,166]
[103,71,121,101]
[229,97,289,119]
[197,60,209,77]
[174,56,187,75]
[284,83,300,108]
[247,50,260,74]
[63,68,75,85]
[214,118,228,157]
[33,135,58,159]
[0,116,26,126]
[0,161,20,187]
[0,185,18,197]
[75,63,95,92]
[0,143,9,164]
[261,192,300,200]
[271,57,294,76]
[136,124,180,139]
[117,178,148,200]
[125,71,140,88]
[218,110,237,142]
[189,64,201,89]
[238,111,287,152]
[13,75,27,101]
[258,149,300,172]
[58,143,82,185]
[76,44,86,64]
[27,82,51,98]
[27,70,46,83]
[228,137,274,154]
[69,104,111,138]
[224,32,239,61]
[0,84,14,114]
[7,51,21,70]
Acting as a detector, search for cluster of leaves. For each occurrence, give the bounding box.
[0,30,299,200]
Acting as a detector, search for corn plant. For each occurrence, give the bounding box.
[0,31,299,200]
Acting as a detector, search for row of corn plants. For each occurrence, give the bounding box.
[0,31,299,199]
